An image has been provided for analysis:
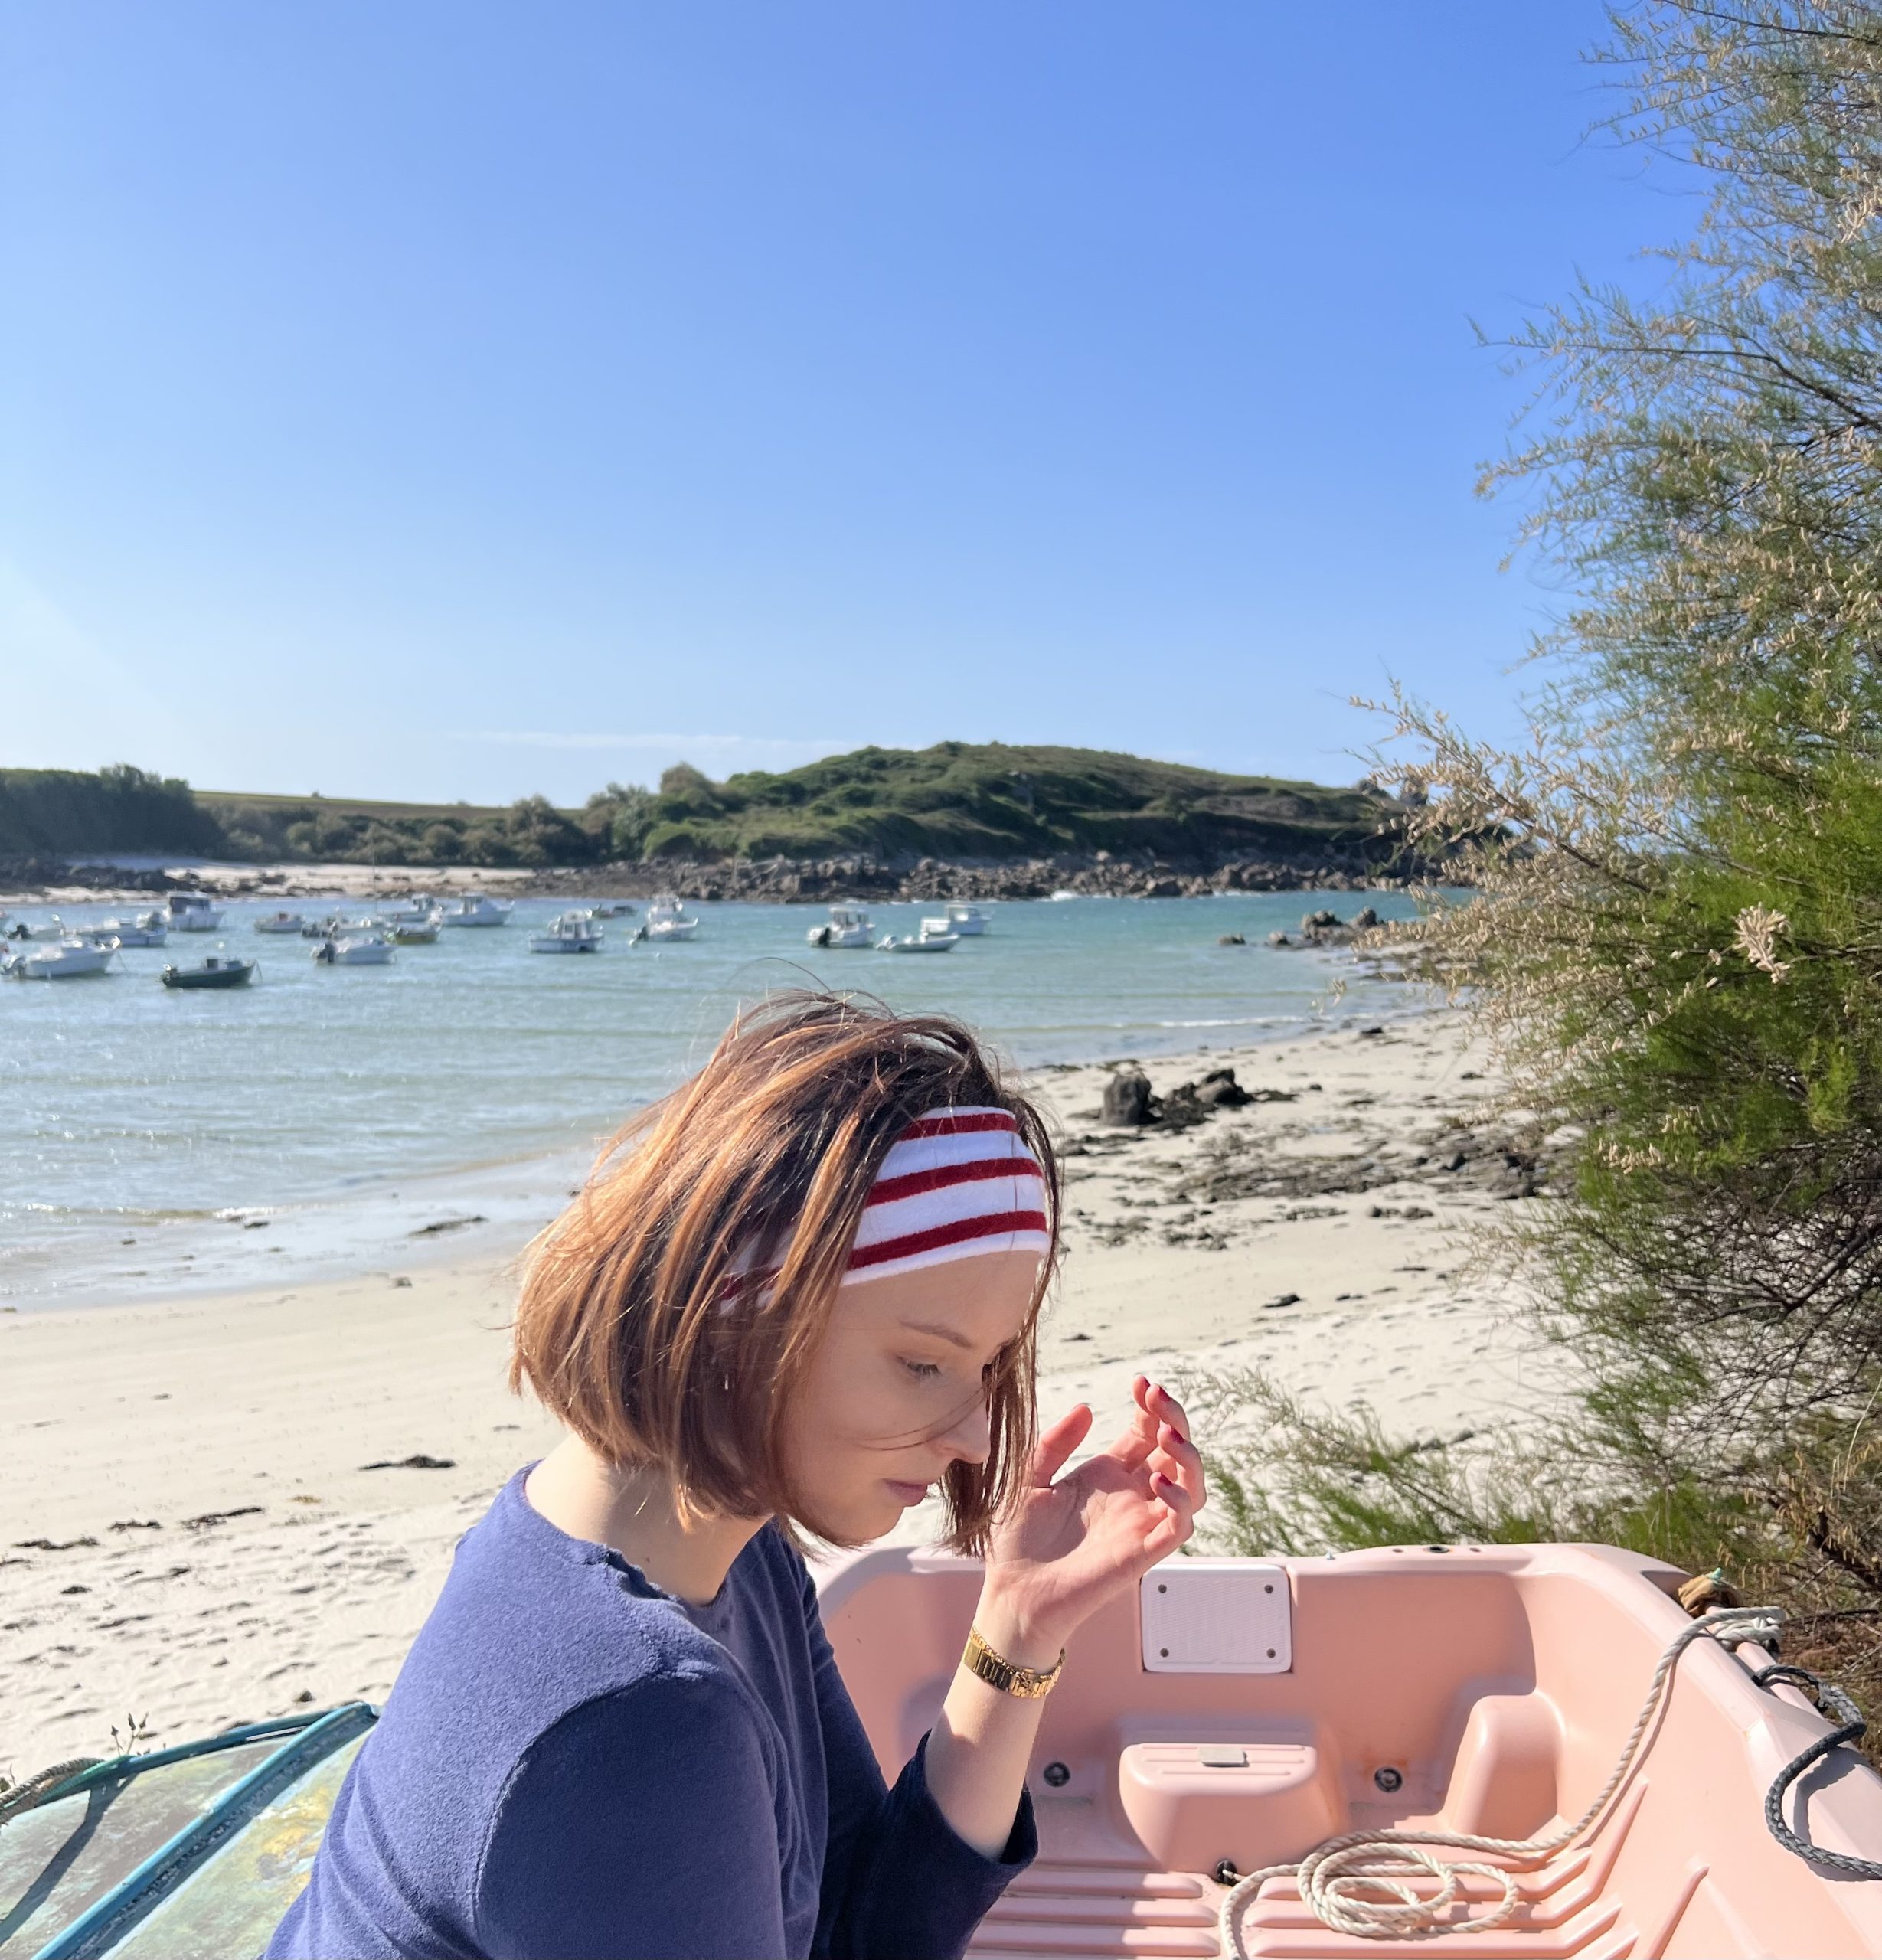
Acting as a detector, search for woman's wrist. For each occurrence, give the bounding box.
[970,1577,1069,1674]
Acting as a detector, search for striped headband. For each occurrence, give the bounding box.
[724,1105,1051,1299]
[844,1106,1052,1285]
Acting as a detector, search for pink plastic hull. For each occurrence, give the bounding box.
[815,1543,1882,1958]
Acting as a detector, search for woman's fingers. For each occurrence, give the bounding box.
[1150,1421,1207,1511]
[1029,1403,1094,1486]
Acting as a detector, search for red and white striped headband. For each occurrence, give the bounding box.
[724,1105,1050,1298]
[844,1106,1051,1285]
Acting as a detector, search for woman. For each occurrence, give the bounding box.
[269,992,1206,1960]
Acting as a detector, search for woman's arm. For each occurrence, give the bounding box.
[475,1679,789,1960]
[923,1377,1204,1856]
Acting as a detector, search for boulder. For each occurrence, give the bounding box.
[1301,909,1342,932]
[1101,1070,1157,1127]
[1351,906,1379,929]
[1195,1067,1253,1108]
[1217,932,1246,946]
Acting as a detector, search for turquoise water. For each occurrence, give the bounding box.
[0,891,1422,1307]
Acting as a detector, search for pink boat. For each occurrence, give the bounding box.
[5,1541,1880,1955]
[820,1541,1882,1958]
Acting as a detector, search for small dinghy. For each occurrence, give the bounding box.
[590,900,636,918]
[877,929,956,952]
[807,906,875,949]
[388,918,439,945]
[311,936,394,966]
[527,911,605,953]
[5,1547,1880,1957]
[161,956,256,990]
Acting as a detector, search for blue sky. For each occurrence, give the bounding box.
[2,2,1686,805]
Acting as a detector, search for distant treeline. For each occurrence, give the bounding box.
[10,743,1412,871]
[0,765,229,859]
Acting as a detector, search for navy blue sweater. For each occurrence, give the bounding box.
[267,1470,1034,1959]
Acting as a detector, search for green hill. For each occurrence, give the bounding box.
[9,744,1407,871]
[614,743,1397,865]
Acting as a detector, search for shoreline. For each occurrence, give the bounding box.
[0,1004,1569,1775]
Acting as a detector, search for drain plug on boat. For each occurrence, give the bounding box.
[1373,1766,1403,1793]
[1042,1761,1070,1788]
[1213,1860,1240,1886]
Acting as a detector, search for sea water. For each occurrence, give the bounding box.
[0,890,1428,1308]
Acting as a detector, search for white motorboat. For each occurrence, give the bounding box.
[389,918,439,945]
[439,892,513,927]
[805,906,874,949]
[528,911,605,954]
[377,896,438,925]
[97,911,168,948]
[590,900,636,918]
[167,893,225,931]
[311,936,394,966]
[4,936,118,978]
[253,910,307,935]
[920,903,989,937]
[642,896,699,942]
[877,931,957,953]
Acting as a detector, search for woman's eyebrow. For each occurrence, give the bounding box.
[897,1317,976,1351]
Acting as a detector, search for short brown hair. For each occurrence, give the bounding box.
[510,991,1059,1552]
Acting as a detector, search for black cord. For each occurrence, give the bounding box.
[1750,1663,1882,1881]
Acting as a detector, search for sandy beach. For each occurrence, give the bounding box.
[0,1006,1568,1779]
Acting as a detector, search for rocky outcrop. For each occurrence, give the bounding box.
[516,858,1447,905]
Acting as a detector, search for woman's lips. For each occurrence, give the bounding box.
[885,1479,932,1507]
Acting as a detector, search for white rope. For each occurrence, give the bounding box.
[1219,1605,1780,1952]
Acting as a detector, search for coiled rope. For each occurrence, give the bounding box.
[0,1759,101,1827]
[1220,1605,1789,1951]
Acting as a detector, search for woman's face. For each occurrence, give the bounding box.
[779,1250,1040,1544]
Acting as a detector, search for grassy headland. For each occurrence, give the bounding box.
[9,744,1412,876]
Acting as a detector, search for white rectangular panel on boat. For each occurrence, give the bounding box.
[1140,1560,1292,1673]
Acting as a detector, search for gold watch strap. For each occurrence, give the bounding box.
[962,1624,1065,1699]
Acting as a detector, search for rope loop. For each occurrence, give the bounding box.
[1220,1606,1786,1955]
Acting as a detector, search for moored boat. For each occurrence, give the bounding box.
[921,903,989,937]
[5,1547,1882,1957]
[2,936,117,978]
[311,936,394,966]
[98,911,168,947]
[167,893,225,932]
[161,955,256,990]
[877,930,956,953]
[439,892,513,927]
[253,910,307,935]
[590,900,637,918]
[377,895,438,925]
[643,895,699,942]
[388,918,440,945]
[806,906,874,949]
[527,911,605,954]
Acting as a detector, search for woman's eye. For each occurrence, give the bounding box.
[902,1358,943,1381]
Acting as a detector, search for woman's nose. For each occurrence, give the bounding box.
[941,1395,992,1467]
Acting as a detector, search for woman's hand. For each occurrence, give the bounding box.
[975,1375,1205,1665]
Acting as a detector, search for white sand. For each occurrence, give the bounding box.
[0,1008,1567,1778]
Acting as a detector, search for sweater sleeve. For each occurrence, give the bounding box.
[800,1563,1037,1960]
[475,1674,790,1960]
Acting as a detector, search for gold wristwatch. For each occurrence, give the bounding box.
[962,1625,1065,1699]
